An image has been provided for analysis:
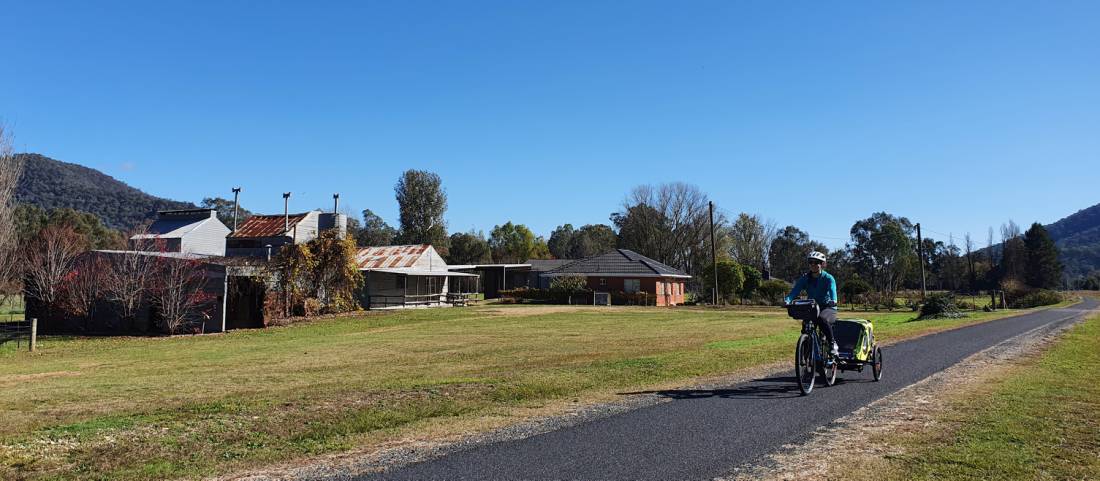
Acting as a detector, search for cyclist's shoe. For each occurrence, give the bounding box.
[830,342,840,358]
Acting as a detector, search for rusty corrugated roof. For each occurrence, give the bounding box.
[355,245,430,269]
[228,213,309,239]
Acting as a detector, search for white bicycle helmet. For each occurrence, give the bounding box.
[807,251,827,263]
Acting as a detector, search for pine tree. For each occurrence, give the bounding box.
[1023,223,1063,289]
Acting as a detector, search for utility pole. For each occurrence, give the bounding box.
[916,223,927,300]
[231,187,241,232]
[709,201,718,306]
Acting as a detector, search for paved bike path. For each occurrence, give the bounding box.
[358,299,1098,481]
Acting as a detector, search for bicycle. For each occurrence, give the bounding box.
[786,299,838,395]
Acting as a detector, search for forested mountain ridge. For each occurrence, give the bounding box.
[1045,202,1100,279]
[14,153,195,231]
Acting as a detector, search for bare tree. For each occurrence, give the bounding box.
[612,182,720,282]
[0,125,24,303]
[987,227,996,267]
[999,220,1026,282]
[59,254,108,329]
[149,256,214,334]
[23,224,89,319]
[728,213,777,271]
[103,229,160,328]
[964,233,976,292]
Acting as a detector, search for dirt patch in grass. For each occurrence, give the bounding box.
[0,371,80,386]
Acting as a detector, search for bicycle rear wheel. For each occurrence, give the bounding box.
[819,357,837,386]
[872,346,883,381]
[795,334,815,395]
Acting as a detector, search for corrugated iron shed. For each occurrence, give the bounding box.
[356,245,430,269]
[228,213,308,239]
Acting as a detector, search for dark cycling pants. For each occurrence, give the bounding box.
[815,308,837,347]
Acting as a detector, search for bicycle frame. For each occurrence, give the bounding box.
[802,318,830,366]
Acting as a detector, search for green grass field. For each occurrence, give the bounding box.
[0,297,23,320]
[0,303,1056,480]
[856,310,1100,480]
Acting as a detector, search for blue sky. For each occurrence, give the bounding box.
[3,1,1098,248]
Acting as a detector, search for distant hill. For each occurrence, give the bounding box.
[14,153,196,231]
[1045,202,1100,279]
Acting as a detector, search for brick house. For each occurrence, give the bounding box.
[543,249,690,306]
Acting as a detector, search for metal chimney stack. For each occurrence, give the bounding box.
[283,192,291,232]
[333,193,340,214]
[231,187,241,232]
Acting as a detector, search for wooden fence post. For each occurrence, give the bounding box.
[30,318,37,352]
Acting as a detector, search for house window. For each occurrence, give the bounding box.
[599,278,607,287]
[624,279,640,293]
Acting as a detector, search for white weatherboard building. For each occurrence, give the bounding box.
[129,209,231,256]
[356,245,479,309]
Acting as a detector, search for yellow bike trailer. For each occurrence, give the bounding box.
[833,318,883,379]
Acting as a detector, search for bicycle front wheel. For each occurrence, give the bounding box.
[795,334,815,395]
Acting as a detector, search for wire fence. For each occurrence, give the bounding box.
[0,318,36,352]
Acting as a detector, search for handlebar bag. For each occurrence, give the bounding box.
[786,299,819,321]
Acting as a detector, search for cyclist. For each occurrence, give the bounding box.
[784,251,839,358]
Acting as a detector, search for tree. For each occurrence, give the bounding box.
[23,224,89,320]
[570,224,618,258]
[550,275,589,302]
[768,226,828,282]
[548,224,575,259]
[394,170,448,249]
[489,222,546,263]
[357,209,397,247]
[612,183,718,286]
[702,259,743,304]
[447,231,492,265]
[758,279,792,305]
[272,243,317,318]
[839,276,872,305]
[552,223,618,259]
[14,204,125,250]
[149,256,215,334]
[739,264,762,302]
[200,197,252,229]
[103,238,158,329]
[59,254,108,328]
[998,220,1026,283]
[612,203,670,263]
[0,125,23,299]
[849,212,916,294]
[308,229,364,313]
[1023,222,1062,289]
[964,233,977,292]
[728,213,776,271]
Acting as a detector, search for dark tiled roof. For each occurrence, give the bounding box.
[547,249,690,278]
[228,213,308,239]
[356,245,430,269]
[526,259,574,272]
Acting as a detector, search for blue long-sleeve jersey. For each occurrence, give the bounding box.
[784,271,838,307]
